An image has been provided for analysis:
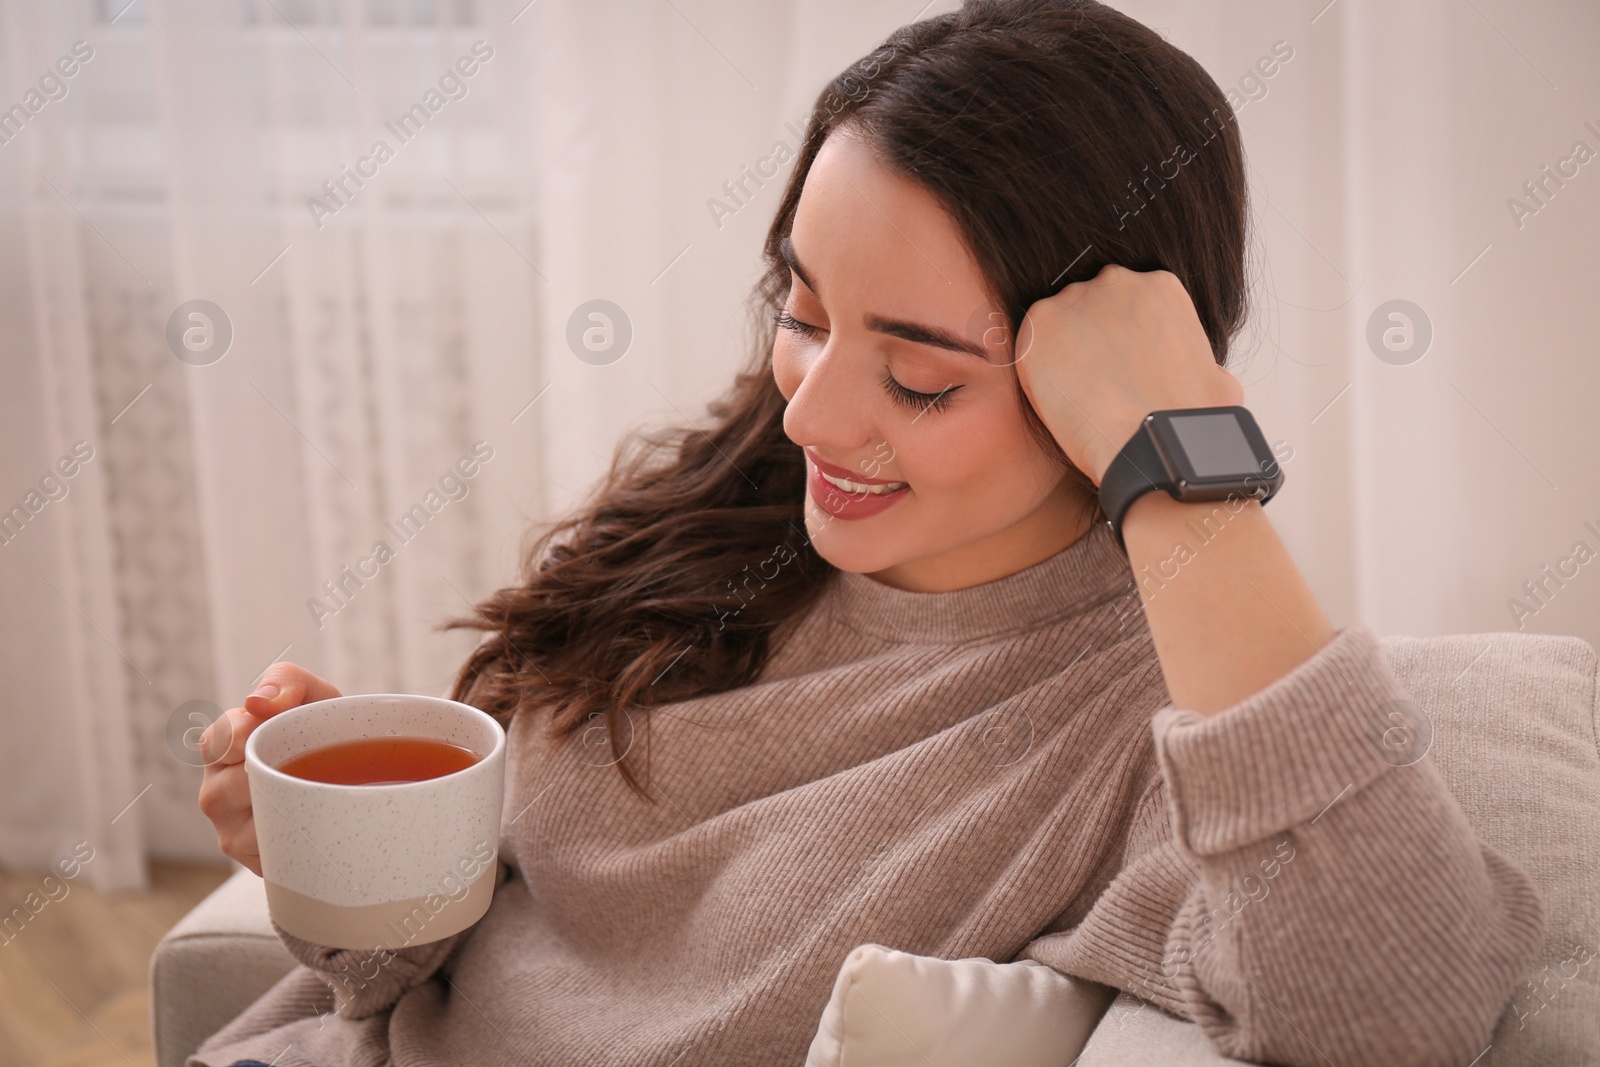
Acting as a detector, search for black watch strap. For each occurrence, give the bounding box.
[1097,421,1170,552]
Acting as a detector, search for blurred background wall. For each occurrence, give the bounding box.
[1,0,1596,893]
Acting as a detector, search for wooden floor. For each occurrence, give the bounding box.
[0,861,232,1067]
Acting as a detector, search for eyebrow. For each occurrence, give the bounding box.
[779,234,992,361]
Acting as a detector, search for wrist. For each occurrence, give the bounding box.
[1094,405,1283,552]
[1086,409,1148,486]
[1123,488,1259,544]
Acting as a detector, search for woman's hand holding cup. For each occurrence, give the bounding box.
[197,663,343,876]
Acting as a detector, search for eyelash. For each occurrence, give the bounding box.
[773,309,820,340]
[774,309,960,414]
[881,372,957,413]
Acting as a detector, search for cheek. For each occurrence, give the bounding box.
[900,420,981,489]
[904,393,1057,500]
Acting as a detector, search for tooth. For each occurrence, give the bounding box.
[821,470,905,495]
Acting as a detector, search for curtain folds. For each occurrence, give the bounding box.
[1,0,1595,890]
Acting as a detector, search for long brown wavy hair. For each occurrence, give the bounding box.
[442,0,1250,799]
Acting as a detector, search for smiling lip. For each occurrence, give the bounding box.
[805,453,910,520]
[804,448,904,486]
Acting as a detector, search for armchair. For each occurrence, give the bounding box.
[152,631,1600,1066]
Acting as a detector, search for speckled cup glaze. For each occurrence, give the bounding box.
[244,694,506,951]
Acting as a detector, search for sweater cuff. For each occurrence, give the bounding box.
[1151,623,1420,857]
[271,920,461,1018]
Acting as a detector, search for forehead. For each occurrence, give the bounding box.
[789,128,992,318]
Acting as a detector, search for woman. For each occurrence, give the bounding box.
[194,1,1545,1064]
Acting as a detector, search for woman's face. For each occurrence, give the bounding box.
[772,126,1093,592]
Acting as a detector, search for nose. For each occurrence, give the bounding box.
[780,339,880,460]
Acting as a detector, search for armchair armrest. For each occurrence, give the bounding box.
[149,867,297,1067]
[1076,992,1251,1065]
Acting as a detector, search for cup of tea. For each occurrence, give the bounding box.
[244,693,506,951]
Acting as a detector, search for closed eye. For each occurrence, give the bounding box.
[882,373,958,414]
[775,308,961,415]
[774,309,823,339]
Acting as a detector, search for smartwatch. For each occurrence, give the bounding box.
[1096,405,1283,552]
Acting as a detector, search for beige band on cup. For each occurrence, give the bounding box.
[265,867,495,951]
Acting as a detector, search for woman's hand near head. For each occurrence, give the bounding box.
[1015,263,1244,484]
[1019,263,1335,717]
[197,662,342,876]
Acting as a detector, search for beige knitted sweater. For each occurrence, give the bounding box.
[193,521,1545,1067]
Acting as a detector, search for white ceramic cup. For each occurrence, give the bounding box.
[244,694,506,951]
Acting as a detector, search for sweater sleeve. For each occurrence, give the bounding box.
[1021,623,1546,1067]
[270,859,511,1020]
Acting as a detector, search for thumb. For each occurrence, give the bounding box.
[243,662,341,719]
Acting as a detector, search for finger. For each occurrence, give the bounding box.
[201,706,262,768]
[199,764,260,873]
[1220,368,1246,406]
[243,661,342,719]
[198,761,252,825]
[223,820,259,872]
[218,825,261,877]
[213,761,253,818]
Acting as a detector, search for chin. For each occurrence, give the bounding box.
[804,506,903,576]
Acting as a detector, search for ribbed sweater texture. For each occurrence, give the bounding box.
[192,520,1545,1067]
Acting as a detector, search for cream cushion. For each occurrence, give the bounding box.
[803,942,1116,1066]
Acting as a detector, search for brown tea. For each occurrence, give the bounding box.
[277,736,480,786]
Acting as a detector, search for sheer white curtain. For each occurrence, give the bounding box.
[2,0,561,888]
[2,0,1596,891]
[1123,0,1600,644]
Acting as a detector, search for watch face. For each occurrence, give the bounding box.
[1146,407,1281,496]
[1168,412,1261,477]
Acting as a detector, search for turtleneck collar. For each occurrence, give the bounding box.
[824,519,1134,644]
